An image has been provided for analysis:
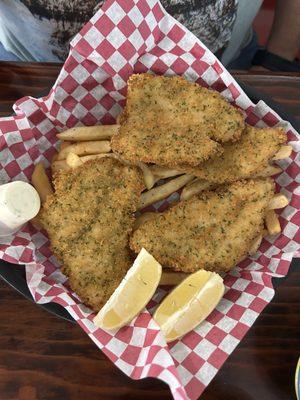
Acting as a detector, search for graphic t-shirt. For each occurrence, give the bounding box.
[0,0,238,62]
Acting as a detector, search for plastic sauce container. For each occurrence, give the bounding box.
[0,181,41,237]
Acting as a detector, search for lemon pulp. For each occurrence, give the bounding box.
[154,270,224,342]
[94,248,162,330]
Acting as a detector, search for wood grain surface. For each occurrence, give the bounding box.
[0,62,299,400]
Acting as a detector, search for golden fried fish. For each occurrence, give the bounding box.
[41,158,143,311]
[130,179,275,273]
[179,125,286,183]
[112,74,244,167]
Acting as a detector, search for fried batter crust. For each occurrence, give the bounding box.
[179,125,286,183]
[41,158,144,311]
[130,179,275,273]
[112,74,244,167]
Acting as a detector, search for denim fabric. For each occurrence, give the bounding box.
[0,42,20,61]
[227,31,259,70]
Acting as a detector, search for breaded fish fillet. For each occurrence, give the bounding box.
[179,125,286,183]
[40,158,144,312]
[111,74,244,167]
[130,179,275,273]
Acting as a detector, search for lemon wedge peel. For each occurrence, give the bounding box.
[154,270,225,342]
[93,248,162,330]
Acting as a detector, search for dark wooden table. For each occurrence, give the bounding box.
[0,63,299,400]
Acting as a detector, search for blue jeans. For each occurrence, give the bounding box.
[227,31,259,70]
[0,42,20,61]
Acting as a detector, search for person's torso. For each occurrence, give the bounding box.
[0,0,238,61]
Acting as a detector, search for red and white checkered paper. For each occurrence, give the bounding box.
[0,1,299,399]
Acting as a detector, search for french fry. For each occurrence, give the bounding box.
[57,140,111,160]
[51,159,70,173]
[57,125,119,141]
[138,162,156,190]
[272,145,292,160]
[112,153,132,166]
[60,141,72,150]
[180,179,216,201]
[253,164,282,178]
[248,234,263,256]
[265,210,281,235]
[160,271,190,285]
[133,212,157,231]
[66,152,83,169]
[80,153,114,163]
[52,143,70,165]
[116,114,122,124]
[81,152,131,166]
[138,174,194,210]
[268,193,289,209]
[185,178,199,187]
[149,165,182,179]
[31,162,53,203]
[52,153,125,172]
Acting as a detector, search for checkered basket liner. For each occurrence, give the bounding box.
[0,1,299,399]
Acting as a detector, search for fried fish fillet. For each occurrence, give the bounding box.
[111,74,244,167]
[40,158,144,312]
[179,125,286,183]
[130,179,275,273]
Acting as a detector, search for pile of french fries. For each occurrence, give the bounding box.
[31,124,292,286]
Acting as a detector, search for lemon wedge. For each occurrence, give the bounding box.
[93,248,162,330]
[66,152,83,169]
[153,270,224,342]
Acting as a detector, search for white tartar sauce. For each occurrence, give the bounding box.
[0,181,40,237]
